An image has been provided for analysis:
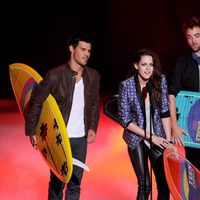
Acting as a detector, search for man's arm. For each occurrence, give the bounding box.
[87,70,100,143]
[169,94,188,146]
[25,71,53,147]
[29,135,38,149]
[87,129,96,143]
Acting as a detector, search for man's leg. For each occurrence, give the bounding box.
[48,170,65,200]
[66,137,87,200]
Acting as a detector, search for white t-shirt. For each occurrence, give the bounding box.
[67,78,85,138]
[144,99,154,148]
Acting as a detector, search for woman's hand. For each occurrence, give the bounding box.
[151,135,173,150]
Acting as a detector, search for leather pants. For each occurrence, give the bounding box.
[128,140,170,200]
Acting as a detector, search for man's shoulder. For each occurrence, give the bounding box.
[84,66,100,77]
[44,64,70,82]
[47,64,72,77]
[49,64,67,73]
[176,52,192,62]
[175,52,198,69]
[85,65,97,72]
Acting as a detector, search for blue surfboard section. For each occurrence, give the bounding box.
[176,91,200,148]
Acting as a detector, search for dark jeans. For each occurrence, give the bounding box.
[128,140,169,200]
[48,136,87,200]
[185,147,200,171]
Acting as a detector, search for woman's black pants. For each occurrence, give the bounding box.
[128,140,170,200]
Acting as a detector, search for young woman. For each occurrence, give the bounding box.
[118,49,172,200]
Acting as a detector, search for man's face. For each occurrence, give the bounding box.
[185,26,200,53]
[70,41,91,67]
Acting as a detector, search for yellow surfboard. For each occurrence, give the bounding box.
[9,63,88,183]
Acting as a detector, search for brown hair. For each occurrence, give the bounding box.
[182,16,200,34]
[130,49,163,108]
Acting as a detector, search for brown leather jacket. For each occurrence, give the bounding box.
[25,63,100,136]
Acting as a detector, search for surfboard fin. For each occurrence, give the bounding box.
[72,158,90,171]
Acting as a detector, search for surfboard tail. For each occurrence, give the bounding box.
[72,158,90,171]
[164,148,200,200]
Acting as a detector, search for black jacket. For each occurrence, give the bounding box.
[169,52,199,96]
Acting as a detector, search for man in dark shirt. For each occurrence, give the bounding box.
[169,16,200,170]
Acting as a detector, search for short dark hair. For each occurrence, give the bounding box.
[182,16,200,33]
[67,32,93,48]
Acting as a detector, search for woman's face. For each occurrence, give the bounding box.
[134,55,154,83]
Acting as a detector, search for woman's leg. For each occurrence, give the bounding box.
[150,149,170,200]
[128,141,151,200]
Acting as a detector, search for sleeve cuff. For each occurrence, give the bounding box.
[160,111,170,118]
[125,121,132,128]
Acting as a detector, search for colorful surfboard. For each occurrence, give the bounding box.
[164,148,200,200]
[176,91,200,148]
[9,63,88,184]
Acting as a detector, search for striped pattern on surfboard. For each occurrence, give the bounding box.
[164,148,200,200]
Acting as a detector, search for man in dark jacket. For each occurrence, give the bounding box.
[25,32,100,200]
[169,16,200,170]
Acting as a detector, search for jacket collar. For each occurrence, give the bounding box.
[65,62,88,77]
